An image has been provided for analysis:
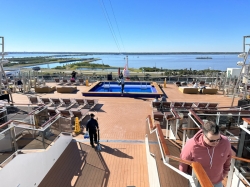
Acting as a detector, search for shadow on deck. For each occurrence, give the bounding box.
[38,141,110,187]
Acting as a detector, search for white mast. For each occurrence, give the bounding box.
[231,36,250,106]
[0,36,13,102]
[123,55,130,78]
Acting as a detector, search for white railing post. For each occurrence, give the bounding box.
[191,170,199,187]
[28,104,32,124]
[166,120,169,138]
[226,158,235,187]
[165,156,169,164]
[238,109,241,125]
[11,125,18,152]
[216,112,220,125]
[176,119,179,138]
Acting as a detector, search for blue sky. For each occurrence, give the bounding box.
[1,0,250,52]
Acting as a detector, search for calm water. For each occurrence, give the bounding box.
[90,82,156,93]
[6,53,241,71]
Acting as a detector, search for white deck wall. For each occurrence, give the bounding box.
[0,133,72,187]
[227,68,241,78]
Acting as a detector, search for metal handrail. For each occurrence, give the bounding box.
[154,123,213,187]
[0,120,12,129]
[41,113,60,127]
[28,104,45,115]
[231,156,250,163]
[189,109,204,125]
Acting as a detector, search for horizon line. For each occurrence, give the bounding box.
[5,52,241,54]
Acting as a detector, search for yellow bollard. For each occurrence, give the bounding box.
[85,79,89,86]
[164,78,167,88]
[74,117,81,134]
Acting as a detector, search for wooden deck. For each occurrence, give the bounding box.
[2,82,241,186]
[39,141,109,187]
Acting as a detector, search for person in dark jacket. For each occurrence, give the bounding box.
[86,113,99,147]
[161,95,167,102]
[71,71,77,79]
[17,79,23,92]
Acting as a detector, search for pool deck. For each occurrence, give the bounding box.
[9,82,240,187]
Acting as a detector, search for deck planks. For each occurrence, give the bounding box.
[38,141,109,187]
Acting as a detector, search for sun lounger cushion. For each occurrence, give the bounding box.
[179,87,198,94]
[35,86,56,93]
[56,86,77,93]
[201,87,218,94]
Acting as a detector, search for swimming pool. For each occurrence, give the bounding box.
[90,82,157,93]
[82,81,163,98]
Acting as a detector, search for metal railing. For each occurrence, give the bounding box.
[146,115,213,187]
[0,114,72,167]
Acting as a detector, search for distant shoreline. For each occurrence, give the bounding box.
[5,52,240,55]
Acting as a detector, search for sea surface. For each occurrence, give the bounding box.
[5,53,242,71]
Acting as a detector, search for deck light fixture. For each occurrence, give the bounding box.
[238,53,247,58]
[237,61,244,66]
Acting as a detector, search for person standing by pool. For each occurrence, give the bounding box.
[71,71,77,79]
[121,77,125,95]
[119,71,123,79]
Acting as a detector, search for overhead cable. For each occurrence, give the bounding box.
[98,0,121,53]
[108,0,126,52]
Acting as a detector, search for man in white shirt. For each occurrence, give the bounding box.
[193,82,198,88]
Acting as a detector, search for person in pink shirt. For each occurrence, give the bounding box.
[179,121,232,187]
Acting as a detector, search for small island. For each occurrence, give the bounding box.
[196,56,212,59]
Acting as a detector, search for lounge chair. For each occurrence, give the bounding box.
[62,79,71,86]
[182,102,194,109]
[54,78,63,85]
[72,79,80,85]
[175,81,181,87]
[194,103,208,109]
[152,101,161,111]
[59,110,72,118]
[57,98,76,111]
[28,96,42,105]
[50,98,63,108]
[172,102,184,108]
[39,98,52,106]
[73,99,86,109]
[71,109,89,121]
[79,78,84,85]
[206,103,219,109]
[84,99,98,109]
[161,102,172,111]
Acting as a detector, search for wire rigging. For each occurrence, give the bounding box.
[98,0,121,53]
[108,0,126,52]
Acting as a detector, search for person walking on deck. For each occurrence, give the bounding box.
[17,79,23,92]
[86,113,99,148]
[179,121,232,187]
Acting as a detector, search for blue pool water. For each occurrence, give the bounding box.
[90,82,157,93]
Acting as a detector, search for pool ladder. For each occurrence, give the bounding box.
[140,81,147,90]
[103,82,110,92]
